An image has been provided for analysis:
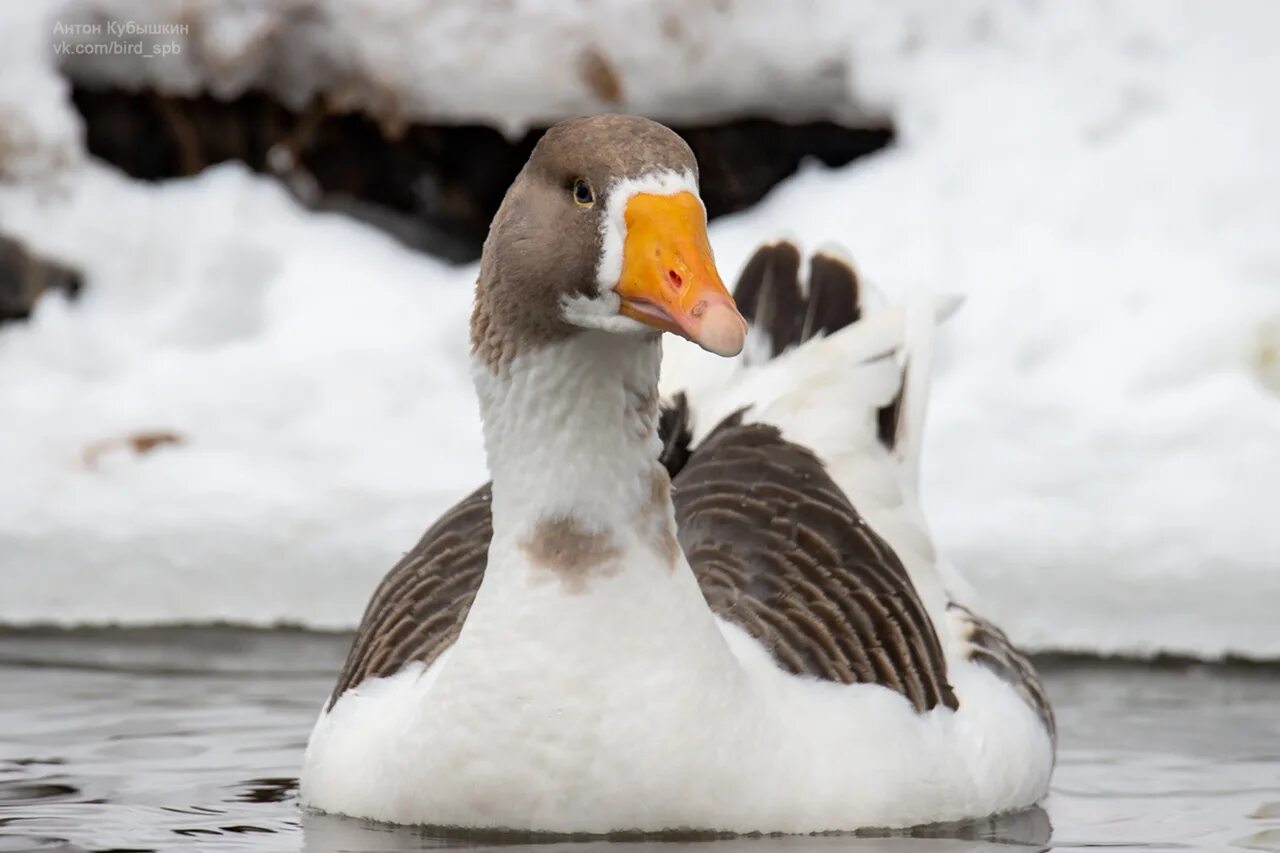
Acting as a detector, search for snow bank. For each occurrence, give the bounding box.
[2,1,1278,657]
[0,164,483,627]
[0,2,80,180]
[53,0,878,135]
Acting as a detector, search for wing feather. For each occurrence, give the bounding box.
[672,412,958,713]
[326,484,491,708]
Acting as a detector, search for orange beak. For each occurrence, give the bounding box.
[614,191,747,357]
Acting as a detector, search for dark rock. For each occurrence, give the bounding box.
[70,86,894,264]
[0,235,83,323]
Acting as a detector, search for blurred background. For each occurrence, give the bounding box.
[1,0,1278,660]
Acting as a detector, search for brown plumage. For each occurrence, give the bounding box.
[732,240,804,359]
[674,411,957,713]
[950,602,1056,740]
[328,484,491,707]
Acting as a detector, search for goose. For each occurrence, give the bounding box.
[300,114,1054,834]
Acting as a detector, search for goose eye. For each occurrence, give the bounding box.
[572,179,595,207]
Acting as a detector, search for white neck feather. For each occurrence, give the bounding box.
[457,330,749,744]
[453,328,748,733]
[472,331,670,575]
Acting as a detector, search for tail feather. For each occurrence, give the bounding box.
[893,296,935,488]
[800,247,861,343]
[731,241,912,461]
[663,238,959,476]
[876,377,907,453]
[889,291,964,489]
[732,241,804,362]
[734,241,868,363]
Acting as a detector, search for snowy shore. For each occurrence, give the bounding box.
[2,1,1278,658]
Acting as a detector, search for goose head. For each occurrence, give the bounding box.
[471,114,747,371]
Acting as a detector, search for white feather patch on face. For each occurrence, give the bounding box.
[561,169,700,334]
[560,288,643,334]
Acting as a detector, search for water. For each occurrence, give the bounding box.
[1,628,1278,853]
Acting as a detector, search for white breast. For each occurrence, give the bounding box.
[301,548,1053,833]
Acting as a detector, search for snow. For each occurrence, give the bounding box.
[0,2,80,180]
[2,1,1278,658]
[52,0,878,136]
[0,164,483,627]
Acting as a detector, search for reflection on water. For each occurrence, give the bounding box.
[294,802,1052,852]
[0,628,1278,852]
[297,811,1051,853]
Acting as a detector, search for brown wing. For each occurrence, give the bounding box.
[949,603,1056,740]
[327,484,492,708]
[673,411,958,713]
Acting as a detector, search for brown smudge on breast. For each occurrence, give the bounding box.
[521,515,622,593]
[641,465,680,570]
